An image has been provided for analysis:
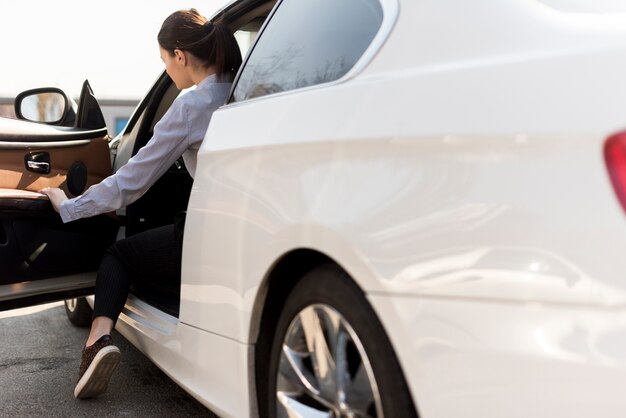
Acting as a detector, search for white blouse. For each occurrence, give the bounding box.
[59,74,232,223]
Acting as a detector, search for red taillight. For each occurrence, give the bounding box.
[605,132,626,212]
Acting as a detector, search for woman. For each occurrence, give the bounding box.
[40,8,242,399]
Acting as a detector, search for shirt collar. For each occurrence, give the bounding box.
[198,72,233,89]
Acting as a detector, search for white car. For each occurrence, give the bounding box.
[4,0,626,416]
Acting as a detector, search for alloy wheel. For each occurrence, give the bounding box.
[276,303,383,418]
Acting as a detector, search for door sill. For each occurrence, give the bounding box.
[118,294,179,337]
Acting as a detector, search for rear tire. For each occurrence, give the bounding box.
[64,297,93,327]
[264,264,417,418]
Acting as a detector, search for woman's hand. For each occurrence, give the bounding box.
[39,187,69,213]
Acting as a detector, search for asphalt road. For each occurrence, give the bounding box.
[0,302,218,417]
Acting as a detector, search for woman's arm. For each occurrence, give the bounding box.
[45,99,191,223]
[39,187,68,212]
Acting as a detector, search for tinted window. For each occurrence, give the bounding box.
[232,0,383,102]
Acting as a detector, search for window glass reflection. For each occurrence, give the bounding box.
[21,93,65,123]
[233,0,383,101]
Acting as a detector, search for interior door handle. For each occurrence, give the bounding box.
[24,152,51,174]
[27,161,51,173]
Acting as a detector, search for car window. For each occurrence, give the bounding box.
[231,0,383,102]
[234,18,265,58]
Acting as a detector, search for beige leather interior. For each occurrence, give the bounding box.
[0,135,111,197]
[0,189,46,199]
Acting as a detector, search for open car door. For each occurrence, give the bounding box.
[0,81,118,311]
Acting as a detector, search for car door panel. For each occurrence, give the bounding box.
[0,128,110,196]
[0,107,118,310]
[9,212,118,276]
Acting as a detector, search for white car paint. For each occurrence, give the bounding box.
[109,0,626,417]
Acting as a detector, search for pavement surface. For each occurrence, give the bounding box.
[0,302,218,417]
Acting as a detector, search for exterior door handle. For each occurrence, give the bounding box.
[24,152,51,174]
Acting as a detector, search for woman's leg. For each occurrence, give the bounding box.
[87,223,183,345]
[85,251,128,346]
[76,223,183,399]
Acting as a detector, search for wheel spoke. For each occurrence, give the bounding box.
[334,322,378,417]
[299,306,337,398]
[335,326,350,406]
[344,362,377,416]
[279,345,320,397]
[276,391,333,418]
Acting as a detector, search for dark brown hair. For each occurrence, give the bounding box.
[158,9,242,81]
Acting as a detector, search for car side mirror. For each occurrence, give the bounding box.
[14,87,75,126]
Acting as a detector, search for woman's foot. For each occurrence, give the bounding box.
[74,335,121,399]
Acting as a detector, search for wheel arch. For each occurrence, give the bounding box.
[249,249,419,417]
[249,249,333,344]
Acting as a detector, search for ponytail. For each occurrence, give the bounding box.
[158,9,243,81]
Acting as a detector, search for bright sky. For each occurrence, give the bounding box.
[0,0,227,100]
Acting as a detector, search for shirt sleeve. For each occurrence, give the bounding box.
[59,99,191,223]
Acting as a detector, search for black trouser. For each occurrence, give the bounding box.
[92,214,185,323]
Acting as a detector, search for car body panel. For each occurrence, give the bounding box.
[181,0,626,338]
[368,294,626,418]
[172,1,626,416]
[110,295,252,418]
[182,130,626,335]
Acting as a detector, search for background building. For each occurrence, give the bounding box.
[98,99,140,137]
[0,98,15,119]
